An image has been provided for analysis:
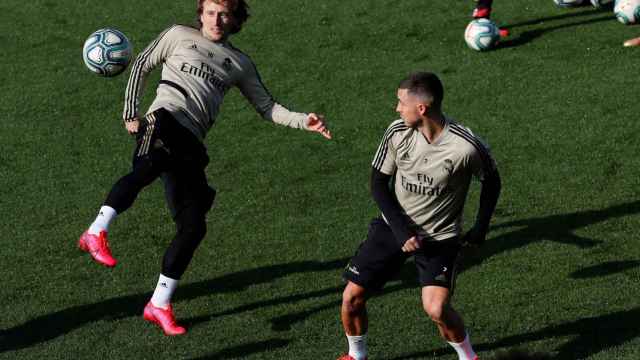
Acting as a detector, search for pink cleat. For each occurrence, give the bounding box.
[143,302,187,336]
[472,7,492,19]
[499,28,510,38]
[337,355,367,360]
[78,230,117,267]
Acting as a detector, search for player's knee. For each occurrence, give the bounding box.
[423,300,446,323]
[176,212,207,242]
[342,285,366,314]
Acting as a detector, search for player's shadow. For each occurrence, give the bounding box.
[0,258,347,353]
[497,6,615,49]
[187,338,291,360]
[260,201,640,333]
[570,260,640,279]
[390,306,640,359]
[460,200,640,272]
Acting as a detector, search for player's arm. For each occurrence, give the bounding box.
[370,168,418,250]
[122,25,179,134]
[371,121,418,251]
[236,60,331,139]
[463,144,501,246]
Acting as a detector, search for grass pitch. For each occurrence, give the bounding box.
[1,0,639,359]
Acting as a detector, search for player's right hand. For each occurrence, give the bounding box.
[125,118,140,135]
[401,235,421,252]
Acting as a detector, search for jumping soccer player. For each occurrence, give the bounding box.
[78,0,331,336]
[337,72,501,360]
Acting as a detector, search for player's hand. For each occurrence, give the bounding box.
[624,36,640,47]
[461,226,486,247]
[124,118,140,135]
[306,113,332,140]
[401,235,421,253]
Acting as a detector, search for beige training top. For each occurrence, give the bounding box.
[372,117,497,241]
[123,24,308,141]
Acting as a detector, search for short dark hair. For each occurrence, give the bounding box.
[196,0,250,34]
[493,349,553,360]
[398,71,444,110]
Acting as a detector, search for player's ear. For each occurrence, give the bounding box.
[417,103,428,116]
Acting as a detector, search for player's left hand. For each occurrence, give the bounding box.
[401,235,422,253]
[306,113,332,140]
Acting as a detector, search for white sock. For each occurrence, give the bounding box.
[150,274,179,309]
[447,333,477,360]
[347,334,367,360]
[88,206,117,235]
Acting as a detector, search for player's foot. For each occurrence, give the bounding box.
[336,355,367,360]
[472,7,492,19]
[143,302,186,336]
[78,230,117,267]
[499,28,510,38]
[624,37,640,47]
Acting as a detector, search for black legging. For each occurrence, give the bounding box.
[104,108,215,279]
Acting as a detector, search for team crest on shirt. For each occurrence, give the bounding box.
[443,159,454,175]
[208,51,214,58]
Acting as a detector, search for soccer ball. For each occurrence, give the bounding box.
[614,0,640,24]
[82,28,132,77]
[464,19,500,51]
[553,0,585,7]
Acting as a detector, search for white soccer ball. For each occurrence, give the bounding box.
[614,0,640,24]
[82,28,132,77]
[553,0,585,7]
[464,19,500,51]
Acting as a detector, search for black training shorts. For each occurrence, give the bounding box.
[343,218,462,291]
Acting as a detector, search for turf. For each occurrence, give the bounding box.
[1,0,639,359]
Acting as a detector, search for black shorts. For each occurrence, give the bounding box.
[343,218,462,291]
[135,108,214,218]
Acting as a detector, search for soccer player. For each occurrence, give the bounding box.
[337,72,501,360]
[77,0,331,336]
[624,36,640,47]
[472,0,494,19]
[471,0,510,38]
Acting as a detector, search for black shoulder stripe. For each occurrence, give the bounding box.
[372,122,407,170]
[449,125,495,173]
[124,25,178,118]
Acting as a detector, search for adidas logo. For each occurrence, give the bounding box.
[160,282,168,288]
[400,152,411,161]
[347,265,360,275]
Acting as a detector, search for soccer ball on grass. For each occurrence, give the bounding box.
[614,0,640,24]
[82,28,132,77]
[464,18,501,51]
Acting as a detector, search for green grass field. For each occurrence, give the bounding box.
[1,0,640,359]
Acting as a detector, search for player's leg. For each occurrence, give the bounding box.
[79,111,168,267]
[473,0,493,19]
[416,241,477,360]
[143,121,213,335]
[339,218,409,360]
[340,281,369,360]
[471,0,510,38]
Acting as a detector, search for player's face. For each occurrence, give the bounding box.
[396,89,424,127]
[200,1,235,42]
